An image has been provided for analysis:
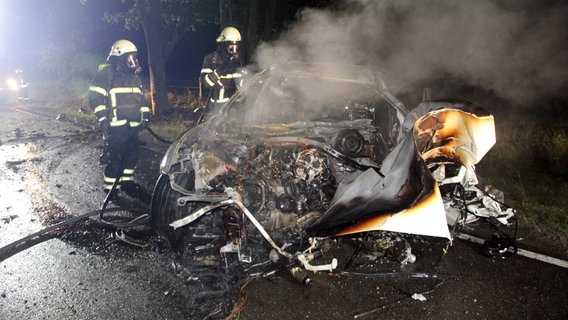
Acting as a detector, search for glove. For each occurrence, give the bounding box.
[215,64,227,76]
[209,70,224,89]
[140,119,148,130]
[99,120,110,133]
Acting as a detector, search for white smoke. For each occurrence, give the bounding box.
[253,0,568,107]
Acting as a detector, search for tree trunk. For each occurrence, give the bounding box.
[262,0,278,41]
[136,0,171,116]
[246,0,259,63]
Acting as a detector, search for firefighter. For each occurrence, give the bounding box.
[88,39,151,199]
[15,69,29,102]
[199,26,243,117]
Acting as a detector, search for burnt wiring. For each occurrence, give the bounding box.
[449,183,519,259]
[344,232,372,270]
[226,275,260,320]
[475,183,519,234]
[227,258,308,319]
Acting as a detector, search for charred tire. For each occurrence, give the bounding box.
[150,174,191,248]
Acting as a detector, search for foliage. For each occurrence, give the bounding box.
[145,89,202,140]
[477,117,568,233]
[167,88,202,109]
[149,110,197,142]
[99,0,217,58]
[102,0,218,29]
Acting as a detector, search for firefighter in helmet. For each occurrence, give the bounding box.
[88,39,151,199]
[199,26,244,117]
[15,69,29,102]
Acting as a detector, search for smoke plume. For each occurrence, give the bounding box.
[253,0,568,107]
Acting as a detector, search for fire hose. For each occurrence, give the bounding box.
[0,131,151,261]
[0,125,172,262]
[0,207,147,263]
[144,125,173,144]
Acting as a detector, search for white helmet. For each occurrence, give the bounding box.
[216,27,241,43]
[107,40,141,73]
[108,39,138,58]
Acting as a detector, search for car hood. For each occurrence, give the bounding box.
[307,107,495,239]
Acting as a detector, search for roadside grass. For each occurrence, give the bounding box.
[146,89,203,142]
[148,109,198,142]
[477,119,568,233]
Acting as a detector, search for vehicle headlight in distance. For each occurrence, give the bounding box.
[6,78,19,91]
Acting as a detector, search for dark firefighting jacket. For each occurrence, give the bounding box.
[200,50,243,104]
[88,64,150,128]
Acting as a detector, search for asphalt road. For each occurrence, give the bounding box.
[0,103,567,320]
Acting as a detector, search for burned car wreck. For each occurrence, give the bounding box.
[150,62,516,274]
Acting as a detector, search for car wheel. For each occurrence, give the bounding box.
[151,174,193,247]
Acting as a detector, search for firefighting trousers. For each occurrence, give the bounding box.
[102,126,140,192]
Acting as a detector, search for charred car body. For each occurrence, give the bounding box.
[151,62,515,272]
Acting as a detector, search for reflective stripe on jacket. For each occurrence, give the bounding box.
[88,64,149,127]
[200,51,242,103]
